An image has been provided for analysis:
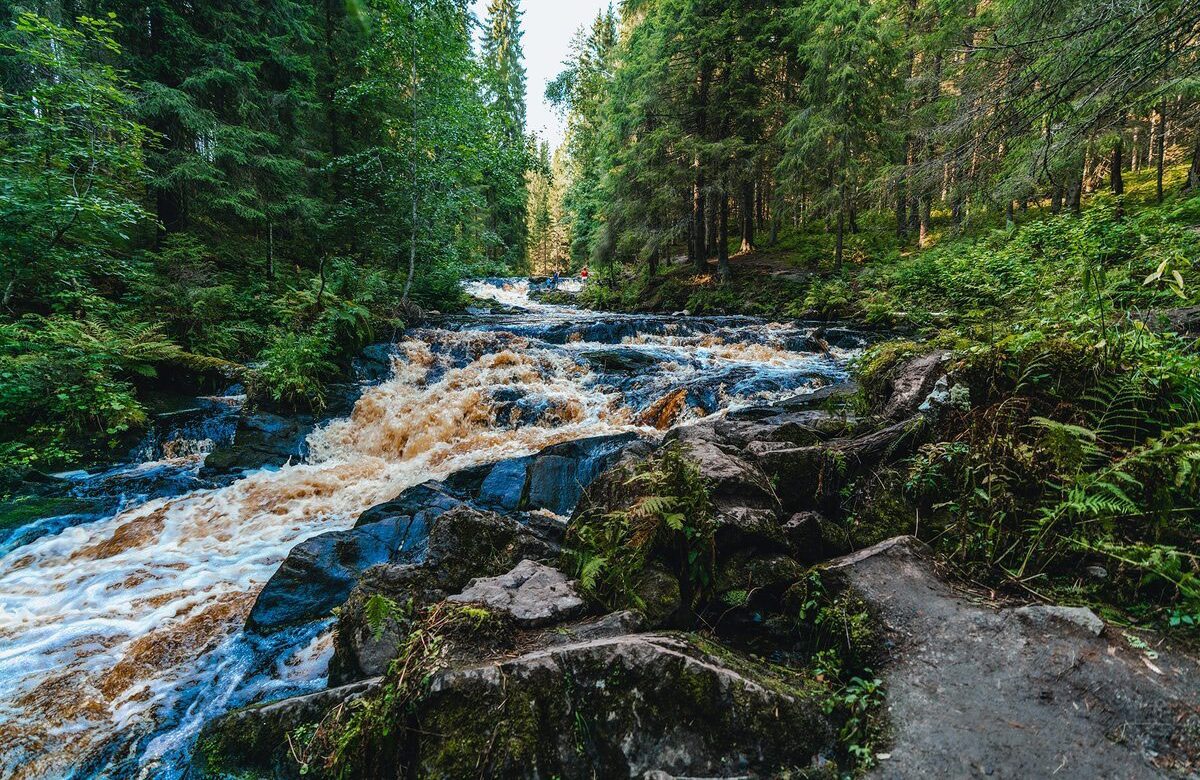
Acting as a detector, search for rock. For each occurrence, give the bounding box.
[633,565,683,626]
[326,564,446,685]
[823,537,1200,779]
[1013,605,1105,637]
[329,505,558,684]
[525,434,642,515]
[353,480,464,528]
[448,560,585,628]
[353,343,395,382]
[782,510,826,557]
[578,346,662,372]
[199,409,315,478]
[674,437,779,511]
[725,380,858,421]
[755,417,926,511]
[881,351,951,420]
[203,634,833,780]
[195,677,381,778]
[416,634,833,778]
[476,456,531,510]
[713,505,788,552]
[1141,305,1200,337]
[537,610,645,646]
[246,515,429,633]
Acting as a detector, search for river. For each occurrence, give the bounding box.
[0,279,861,778]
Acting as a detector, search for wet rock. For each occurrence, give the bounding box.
[448,560,585,628]
[880,350,951,420]
[199,409,315,478]
[353,343,395,382]
[195,677,381,778]
[823,537,1200,779]
[247,515,429,633]
[353,480,463,529]
[525,434,643,515]
[476,456,531,510]
[578,346,662,372]
[725,380,858,421]
[417,634,833,778]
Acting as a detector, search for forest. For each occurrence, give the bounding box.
[2,0,1200,775]
[1,0,530,481]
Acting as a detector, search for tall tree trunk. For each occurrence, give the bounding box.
[1155,100,1167,203]
[689,63,710,272]
[717,193,730,283]
[691,171,706,270]
[1187,138,1200,193]
[1050,186,1063,215]
[707,198,718,257]
[1111,137,1124,219]
[739,180,755,252]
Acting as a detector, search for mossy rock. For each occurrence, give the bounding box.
[415,633,835,778]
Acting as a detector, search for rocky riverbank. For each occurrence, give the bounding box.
[195,349,1200,779]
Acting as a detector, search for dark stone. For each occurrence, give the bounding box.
[782,511,826,558]
[195,677,381,779]
[476,456,531,510]
[354,343,395,382]
[416,634,833,778]
[246,515,429,633]
[199,410,315,478]
[329,505,559,684]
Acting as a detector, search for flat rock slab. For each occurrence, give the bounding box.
[448,559,584,627]
[826,537,1200,779]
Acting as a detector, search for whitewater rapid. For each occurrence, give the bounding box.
[0,279,859,778]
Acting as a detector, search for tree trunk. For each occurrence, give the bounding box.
[1112,137,1124,218]
[739,180,755,253]
[1187,138,1200,193]
[691,172,706,270]
[1050,186,1063,215]
[717,193,730,283]
[1155,100,1167,203]
[707,198,718,258]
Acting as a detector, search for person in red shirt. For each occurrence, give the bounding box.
[580,265,589,281]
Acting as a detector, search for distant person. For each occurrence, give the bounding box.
[580,265,589,281]
[551,270,559,289]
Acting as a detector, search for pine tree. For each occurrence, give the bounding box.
[480,0,529,269]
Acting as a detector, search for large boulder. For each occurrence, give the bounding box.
[195,678,381,779]
[824,537,1200,778]
[328,505,559,684]
[415,633,833,778]
[199,409,316,479]
[246,515,429,633]
[245,481,471,635]
[198,633,835,780]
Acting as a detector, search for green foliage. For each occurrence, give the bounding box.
[0,315,181,482]
[566,442,715,619]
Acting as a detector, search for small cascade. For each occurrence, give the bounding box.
[0,279,863,779]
